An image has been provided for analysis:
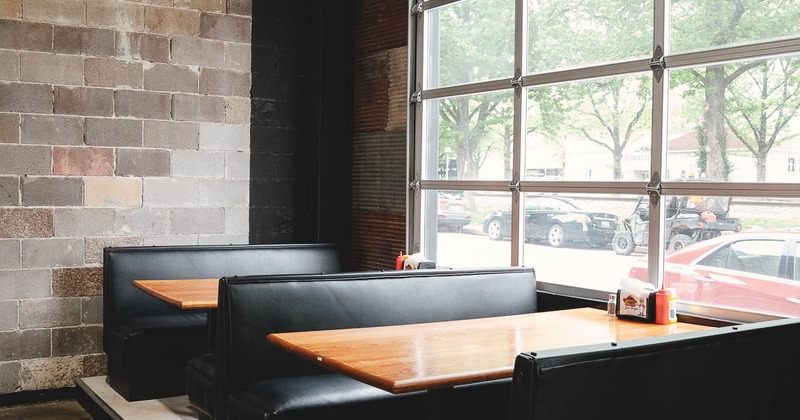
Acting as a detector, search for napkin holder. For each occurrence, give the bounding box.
[616,288,656,322]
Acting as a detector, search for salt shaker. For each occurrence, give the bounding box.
[607,293,617,316]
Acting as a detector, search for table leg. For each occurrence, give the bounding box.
[206,309,217,352]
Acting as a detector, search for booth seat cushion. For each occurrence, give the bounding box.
[227,374,427,420]
[106,314,208,365]
[185,354,216,419]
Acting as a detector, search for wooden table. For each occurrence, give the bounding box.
[267,307,711,394]
[132,279,219,309]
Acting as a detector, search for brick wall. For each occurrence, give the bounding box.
[0,0,251,393]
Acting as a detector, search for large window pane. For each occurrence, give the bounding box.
[623,195,800,317]
[423,91,515,181]
[670,0,800,55]
[426,190,513,268]
[668,56,800,182]
[521,193,639,292]
[527,0,653,74]
[526,74,652,182]
[425,0,514,89]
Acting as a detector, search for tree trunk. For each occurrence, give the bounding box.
[703,65,728,180]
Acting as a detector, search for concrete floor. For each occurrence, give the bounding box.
[0,399,93,420]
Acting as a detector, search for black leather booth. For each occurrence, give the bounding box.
[102,243,348,402]
[212,267,538,420]
[509,317,800,420]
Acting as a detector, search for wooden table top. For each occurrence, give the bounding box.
[132,278,219,309]
[267,307,711,394]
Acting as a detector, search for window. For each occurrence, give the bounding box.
[409,0,800,321]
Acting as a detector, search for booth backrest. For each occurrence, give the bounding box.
[509,317,800,420]
[103,243,348,338]
[217,267,537,395]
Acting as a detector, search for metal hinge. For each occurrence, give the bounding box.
[411,1,424,14]
[645,171,661,206]
[409,178,421,191]
[649,45,666,83]
[410,90,422,103]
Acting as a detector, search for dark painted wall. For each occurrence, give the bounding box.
[249,1,353,247]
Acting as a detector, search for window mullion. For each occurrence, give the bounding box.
[510,0,528,266]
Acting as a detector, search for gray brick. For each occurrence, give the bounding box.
[199,67,250,97]
[226,0,252,16]
[225,151,249,179]
[0,330,50,362]
[224,96,250,125]
[85,118,142,147]
[116,148,170,177]
[0,49,19,81]
[200,13,251,43]
[54,208,115,237]
[143,178,198,206]
[54,26,115,57]
[144,235,198,246]
[21,115,84,146]
[171,35,225,68]
[199,179,247,206]
[172,93,225,123]
[143,120,198,149]
[143,62,198,93]
[0,83,53,114]
[22,0,85,25]
[114,208,170,235]
[84,236,142,265]
[224,42,250,72]
[0,269,52,299]
[199,234,247,245]
[174,0,223,12]
[0,362,20,394]
[172,150,224,178]
[20,356,81,390]
[0,145,51,175]
[20,298,82,329]
[0,301,17,332]
[85,58,142,88]
[21,177,82,206]
[81,297,103,325]
[198,122,249,151]
[20,52,83,85]
[0,239,20,269]
[171,207,224,234]
[114,90,171,119]
[224,206,248,235]
[21,238,84,268]
[115,31,169,63]
[0,208,54,239]
[86,0,144,32]
[0,19,53,52]
[0,113,20,144]
[53,326,102,356]
[54,86,113,117]
[0,176,20,206]
[82,353,107,377]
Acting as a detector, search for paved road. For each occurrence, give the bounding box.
[435,230,644,292]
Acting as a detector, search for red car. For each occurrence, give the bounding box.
[627,231,800,317]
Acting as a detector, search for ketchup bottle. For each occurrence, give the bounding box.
[395,251,405,270]
[655,287,670,325]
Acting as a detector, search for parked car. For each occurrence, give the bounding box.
[626,231,800,317]
[482,195,619,248]
[437,191,471,232]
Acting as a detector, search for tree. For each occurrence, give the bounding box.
[671,0,800,180]
[725,58,800,181]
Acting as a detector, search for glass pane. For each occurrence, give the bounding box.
[526,74,652,182]
[425,190,512,268]
[527,0,653,74]
[670,0,800,55]
[423,91,515,181]
[668,56,800,182]
[424,0,514,89]
[521,193,638,292]
[625,194,800,317]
